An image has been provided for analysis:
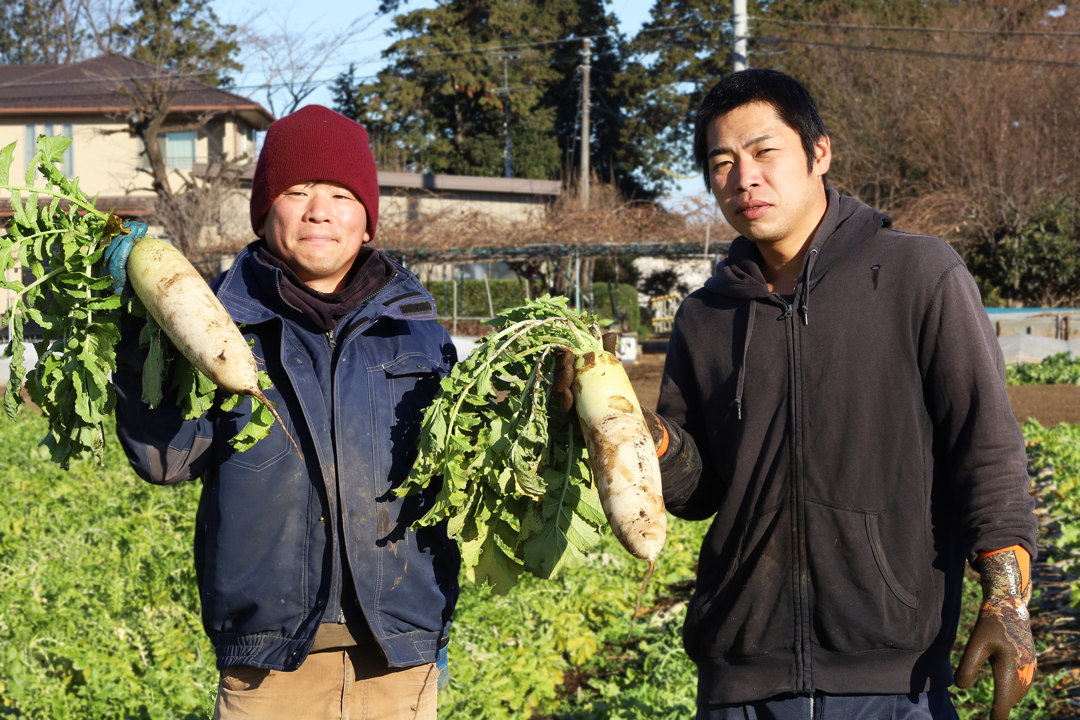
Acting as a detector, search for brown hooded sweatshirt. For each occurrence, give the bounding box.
[655,189,1037,706]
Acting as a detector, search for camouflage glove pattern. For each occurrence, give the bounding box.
[955,546,1036,720]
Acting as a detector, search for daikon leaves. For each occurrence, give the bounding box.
[398,296,608,594]
[1,137,276,466]
[1,136,119,467]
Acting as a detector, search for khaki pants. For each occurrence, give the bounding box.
[213,644,438,720]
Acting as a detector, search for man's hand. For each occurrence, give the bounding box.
[103,220,147,295]
[552,333,619,415]
[550,333,669,457]
[955,547,1036,720]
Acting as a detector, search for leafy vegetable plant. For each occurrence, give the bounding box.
[399,296,612,594]
[1007,352,1080,386]
[0,135,275,467]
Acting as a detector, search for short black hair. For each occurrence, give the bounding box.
[693,69,828,190]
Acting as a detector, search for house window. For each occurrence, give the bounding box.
[61,123,73,171]
[162,131,197,170]
[25,123,75,174]
[24,124,34,175]
[236,124,255,160]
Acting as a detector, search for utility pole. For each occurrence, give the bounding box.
[580,38,591,210]
[733,0,749,73]
[489,51,534,178]
[501,55,511,178]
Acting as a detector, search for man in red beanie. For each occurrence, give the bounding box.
[112,105,459,719]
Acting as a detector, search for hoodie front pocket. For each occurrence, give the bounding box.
[805,501,919,653]
[686,503,794,660]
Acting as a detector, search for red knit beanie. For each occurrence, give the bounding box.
[250,105,379,240]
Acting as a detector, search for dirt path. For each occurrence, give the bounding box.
[624,353,666,411]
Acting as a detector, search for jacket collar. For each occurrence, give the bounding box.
[214,241,436,328]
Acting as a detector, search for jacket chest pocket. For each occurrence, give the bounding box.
[369,353,448,488]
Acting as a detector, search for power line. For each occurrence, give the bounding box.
[752,15,1080,38]
[771,36,1080,68]
[371,18,731,60]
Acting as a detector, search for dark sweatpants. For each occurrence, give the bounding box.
[699,691,960,720]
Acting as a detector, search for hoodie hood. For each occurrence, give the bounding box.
[705,189,891,300]
[701,189,891,419]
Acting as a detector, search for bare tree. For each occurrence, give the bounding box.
[770,0,1080,241]
[78,0,131,56]
[237,7,377,118]
[82,0,244,260]
[150,160,251,279]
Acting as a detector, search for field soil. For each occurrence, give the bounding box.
[624,352,666,412]
[1008,385,1080,427]
[626,351,1080,427]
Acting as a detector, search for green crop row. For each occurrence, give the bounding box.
[0,413,1074,718]
[1024,419,1080,604]
[0,414,216,719]
[1007,352,1080,385]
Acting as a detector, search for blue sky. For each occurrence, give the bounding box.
[213,0,702,202]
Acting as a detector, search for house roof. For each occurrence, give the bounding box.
[378,171,562,197]
[0,54,273,129]
[192,163,563,197]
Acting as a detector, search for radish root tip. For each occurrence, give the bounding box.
[251,389,303,460]
[627,558,657,642]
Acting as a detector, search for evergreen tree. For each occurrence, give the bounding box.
[0,0,85,64]
[333,0,659,197]
[335,0,566,178]
[619,0,742,193]
[539,0,647,197]
[117,0,241,89]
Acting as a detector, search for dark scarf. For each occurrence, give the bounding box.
[254,245,396,332]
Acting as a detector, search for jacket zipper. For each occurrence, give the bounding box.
[784,292,812,692]
[328,269,399,627]
[334,270,400,347]
[269,267,404,629]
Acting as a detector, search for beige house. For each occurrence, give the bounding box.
[0,53,274,219]
[0,53,273,337]
[197,164,563,227]
[197,165,563,278]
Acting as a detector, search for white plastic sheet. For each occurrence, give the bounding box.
[998,334,1074,365]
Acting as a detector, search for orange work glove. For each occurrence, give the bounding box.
[955,546,1036,720]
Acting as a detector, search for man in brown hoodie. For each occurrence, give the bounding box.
[647,69,1038,720]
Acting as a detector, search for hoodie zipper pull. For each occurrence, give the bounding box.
[326,329,337,350]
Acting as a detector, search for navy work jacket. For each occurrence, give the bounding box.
[113,242,460,672]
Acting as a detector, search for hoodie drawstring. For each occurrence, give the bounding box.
[797,248,819,326]
[734,298,756,420]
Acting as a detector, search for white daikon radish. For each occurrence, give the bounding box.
[128,238,301,458]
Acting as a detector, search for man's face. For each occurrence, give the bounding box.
[260,181,371,293]
[705,101,831,248]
